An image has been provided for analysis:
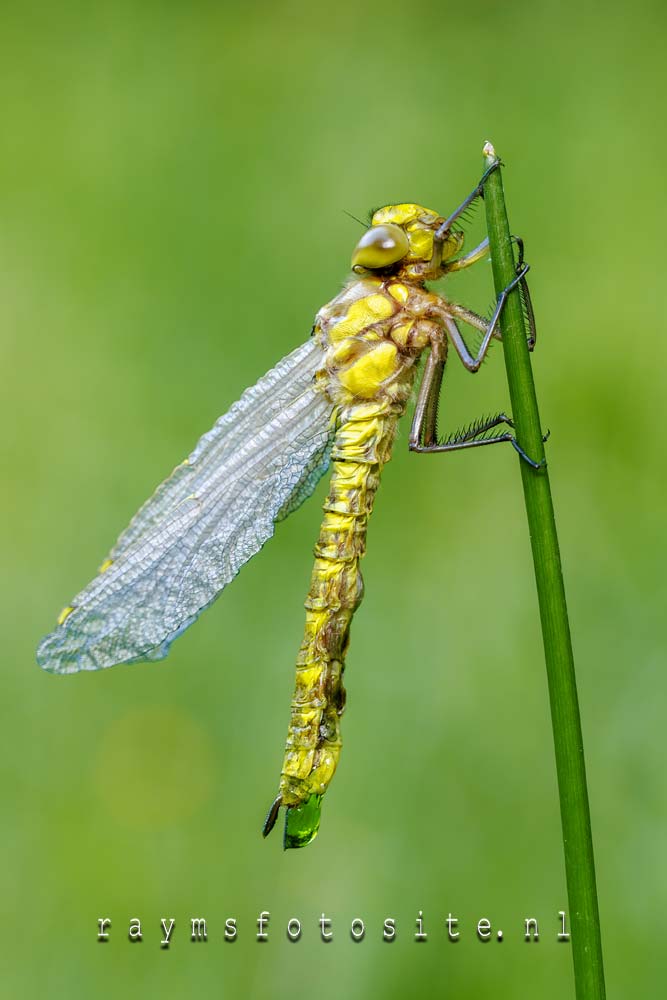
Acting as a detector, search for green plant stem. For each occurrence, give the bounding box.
[481,142,605,999]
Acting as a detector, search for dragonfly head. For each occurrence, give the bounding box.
[351,203,464,280]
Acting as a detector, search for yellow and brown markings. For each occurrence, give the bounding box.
[278,276,436,808]
[278,406,400,807]
[314,278,436,406]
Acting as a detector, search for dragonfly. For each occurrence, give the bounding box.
[37,159,537,849]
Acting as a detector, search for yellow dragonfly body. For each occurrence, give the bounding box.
[279,275,433,830]
[37,170,535,849]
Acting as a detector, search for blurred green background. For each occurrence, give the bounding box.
[2,1,664,996]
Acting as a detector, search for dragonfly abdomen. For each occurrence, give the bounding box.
[269,278,423,843]
[278,406,401,812]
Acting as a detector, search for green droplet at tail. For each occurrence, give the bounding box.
[284,795,323,849]
[262,794,323,850]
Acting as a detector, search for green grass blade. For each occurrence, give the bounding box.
[481,141,606,999]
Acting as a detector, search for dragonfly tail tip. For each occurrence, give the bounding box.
[262,795,282,838]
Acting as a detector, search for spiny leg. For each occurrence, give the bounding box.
[440,226,536,358]
[409,335,446,449]
[412,404,541,467]
[408,333,508,451]
[415,419,544,469]
[409,337,544,469]
[442,259,533,373]
[444,240,536,353]
[413,162,540,464]
[439,261,528,375]
[512,236,537,350]
[430,160,500,273]
[432,157,536,349]
[435,158,501,238]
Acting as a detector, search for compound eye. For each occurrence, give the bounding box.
[351,223,409,271]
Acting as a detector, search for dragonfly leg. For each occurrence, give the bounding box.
[444,233,536,352]
[446,232,533,276]
[411,407,544,469]
[409,335,446,449]
[419,425,546,469]
[435,158,501,237]
[512,236,537,350]
[445,236,489,272]
[409,338,545,469]
[431,156,535,344]
[443,264,534,372]
[481,263,529,349]
[430,160,501,273]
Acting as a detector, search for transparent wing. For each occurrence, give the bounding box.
[37,337,335,674]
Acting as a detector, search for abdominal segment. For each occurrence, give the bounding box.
[278,412,398,808]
